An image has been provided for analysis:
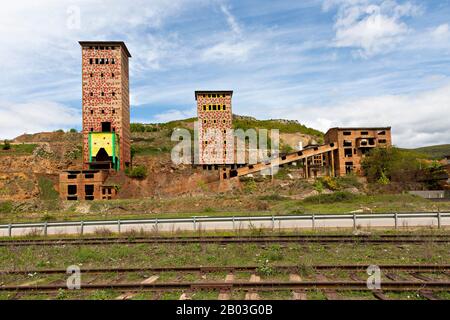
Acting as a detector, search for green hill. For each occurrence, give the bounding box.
[404,144,450,160]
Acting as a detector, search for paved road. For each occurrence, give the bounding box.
[0,213,448,237]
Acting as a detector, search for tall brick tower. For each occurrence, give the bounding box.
[79,41,131,171]
[196,90,233,165]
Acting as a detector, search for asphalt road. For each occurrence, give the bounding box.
[0,213,448,237]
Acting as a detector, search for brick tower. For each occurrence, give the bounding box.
[196,90,233,165]
[79,41,131,171]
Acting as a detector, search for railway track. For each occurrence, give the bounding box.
[1,264,449,300]
[0,234,448,246]
[1,280,449,292]
[1,264,449,275]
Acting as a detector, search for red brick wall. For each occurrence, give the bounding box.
[325,128,392,176]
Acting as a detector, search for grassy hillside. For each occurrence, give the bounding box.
[404,144,450,160]
[130,115,323,137]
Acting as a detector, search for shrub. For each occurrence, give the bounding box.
[125,165,147,179]
[38,176,59,200]
[320,176,339,191]
[0,201,13,213]
[2,140,11,150]
[361,147,423,183]
[68,128,77,133]
[258,194,289,201]
[302,191,356,204]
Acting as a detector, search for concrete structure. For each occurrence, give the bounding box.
[59,170,117,201]
[324,127,392,176]
[196,90,233,166]
[79,41,131,171]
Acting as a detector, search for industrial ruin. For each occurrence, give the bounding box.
[59,41,131,201]
[59,41,392,200]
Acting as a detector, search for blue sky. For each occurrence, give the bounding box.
[0,0,449,147]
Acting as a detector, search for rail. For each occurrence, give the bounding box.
[0,211,448,237]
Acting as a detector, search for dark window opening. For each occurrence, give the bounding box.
[95,58,99,64]
[203,105,206,111]
[67,196,77,200]
[90,92,93,97]
[223,105,226,110]
[343,131,351,136]
[101,92,104,96]
[89,58,93,64]
[343,140,352,147]
[111,58,115,64]
[345,162,354,174]
[90,110,93,115]
[101,73,104,77]
[112,110,115,114]
[112,73,115,78]
[379,139,387,144]
[84,173,94,179]
[90,128,94,132]
[90,73,93,77]
[112,92,115,96]
[361,131,369,135]
[213,105,217,110]
[344,148,352,157]
[68,185,77,195]
[378,130,386,135]
[85,184,95,200]
[68,174,77,179]
[101,122,111,132]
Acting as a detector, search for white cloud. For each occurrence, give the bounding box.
[430,23,449,41]
[324,0,421,57]
[277,83,450,148]
[202,40,259,62]
[202,3,259,62]
[0,101,80,139]
[150,108,196,123]
[220,4,242,36]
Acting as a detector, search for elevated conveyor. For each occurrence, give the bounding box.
[228,142,338,178]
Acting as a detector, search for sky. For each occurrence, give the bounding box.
[0,0,449,148]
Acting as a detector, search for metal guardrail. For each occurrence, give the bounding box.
[0,212,449,237]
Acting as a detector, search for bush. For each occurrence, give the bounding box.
[258,194,289,201]
[38,176,59,200]
[0,201,13,213]
[302,191,356,204]
[361,147,424,183]
[2,140,11,150]
[68,128,77,133]
[125,165,147,179]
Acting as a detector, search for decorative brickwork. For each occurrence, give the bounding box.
[79,41,131,171]
[196,91,233,165]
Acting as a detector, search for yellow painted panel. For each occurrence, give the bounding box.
[90,133,114,157]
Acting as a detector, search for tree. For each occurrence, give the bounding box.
[361,147,424,183]
[2,140,11,150]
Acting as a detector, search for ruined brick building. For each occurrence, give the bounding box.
[324,127,392,176]
[59,41,131,200]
